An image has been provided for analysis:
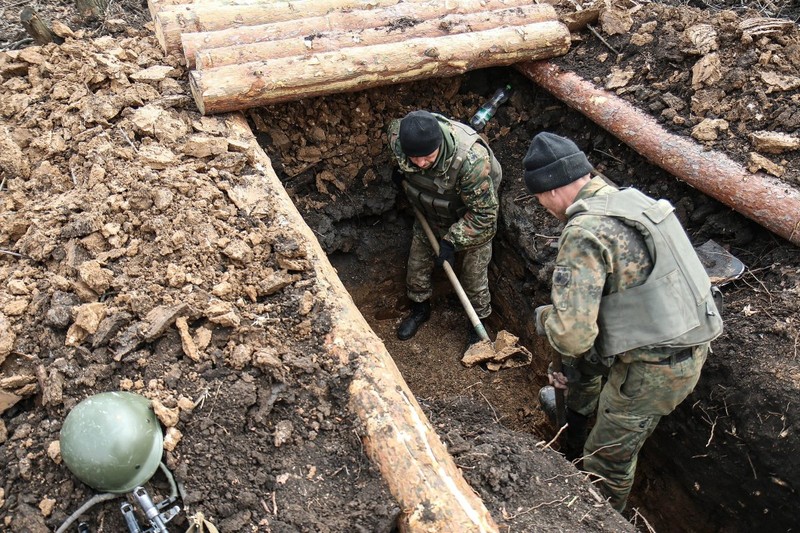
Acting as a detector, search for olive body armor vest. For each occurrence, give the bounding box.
[566,188,723,356]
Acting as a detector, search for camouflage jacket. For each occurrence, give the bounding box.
[387,116,498,250]
[540,177,657,365]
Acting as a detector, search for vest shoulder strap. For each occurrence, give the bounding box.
[434,115,485,187]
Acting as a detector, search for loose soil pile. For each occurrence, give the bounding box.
[1,1,798,532]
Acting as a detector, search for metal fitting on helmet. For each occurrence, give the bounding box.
[60,391,164,493]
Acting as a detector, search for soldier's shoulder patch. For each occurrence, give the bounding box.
[553,266,571,286]
[464,150,481,164]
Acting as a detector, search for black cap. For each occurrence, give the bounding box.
[399,111,443,157]
[523,132,593,194]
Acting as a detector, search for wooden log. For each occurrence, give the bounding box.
[148,0,397,19]
[190,21,571,114]
[195,4,557,69]
[20,7,63,45]
[182,0,541,67]
[517,61,800,247]
[223,112,500,532]
[148,0,299,21]
[155,0,408,56]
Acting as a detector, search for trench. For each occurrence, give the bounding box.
[250,67,794,532]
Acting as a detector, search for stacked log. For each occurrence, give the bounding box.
[154,0,409,55]
[149,0,570,114]
[190,21,570,114]
[194,4,558,70]
[180,0,555,68]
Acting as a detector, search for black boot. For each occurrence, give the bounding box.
[397,300,431,340]
[563,408,589,462]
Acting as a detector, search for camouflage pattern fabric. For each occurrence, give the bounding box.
[539,177,653,362]
[406,220,493,318]
[578,344,708,511]
[538,176,711,511]
[387,118,499,250]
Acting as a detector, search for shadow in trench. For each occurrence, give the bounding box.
[328,212,547,437]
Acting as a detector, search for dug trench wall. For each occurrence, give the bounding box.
[247,59,800,530]
[225,115,500,533]
[0,33,633,532]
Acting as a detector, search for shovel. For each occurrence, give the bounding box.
[403,189,531,370]
[409,203,491,344]
[695,239,745,286]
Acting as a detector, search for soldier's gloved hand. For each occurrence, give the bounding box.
[391,168,406,191]
[435,239,455,268]
[534,305,550,336]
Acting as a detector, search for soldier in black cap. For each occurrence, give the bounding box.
[387,110,502,349]
[525,132,723,511]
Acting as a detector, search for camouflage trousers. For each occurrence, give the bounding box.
[567,343,709,512]
[406,220,493,318]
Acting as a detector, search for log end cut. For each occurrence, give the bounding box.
[153,12,169,53]
[188,71,206,115]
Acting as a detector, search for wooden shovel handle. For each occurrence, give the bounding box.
[404,186,490,343]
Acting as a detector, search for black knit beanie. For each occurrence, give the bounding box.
[399,111,443,157]
[523,132,593,194]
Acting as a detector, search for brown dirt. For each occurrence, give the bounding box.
[1,1,798,533]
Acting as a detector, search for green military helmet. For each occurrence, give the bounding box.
[60,391,164,494]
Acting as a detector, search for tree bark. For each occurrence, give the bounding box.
[195,4,557,69]
[20,7,63,45]
[190,21,570,114]
[181,0,541,68]
[155,0,408,56]
[223,112,499,533]
[517,61,800,247]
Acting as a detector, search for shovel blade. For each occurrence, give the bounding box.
[696,239,745,286]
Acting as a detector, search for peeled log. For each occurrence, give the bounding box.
[195,4,557,69]
[223,113,500,532]
[181,0,546,67]
[517,61,800,247]
[191,21,571,114]
[155,0,407,55]
[148,0,299,20]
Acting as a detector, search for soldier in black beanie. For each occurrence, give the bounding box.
[522,132,593,195]
[387,110,502,350]
[398,111,443,158]
[526,132,722,512]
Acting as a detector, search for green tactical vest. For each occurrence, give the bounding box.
[565,188,723,356]
[395,114,502,228]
